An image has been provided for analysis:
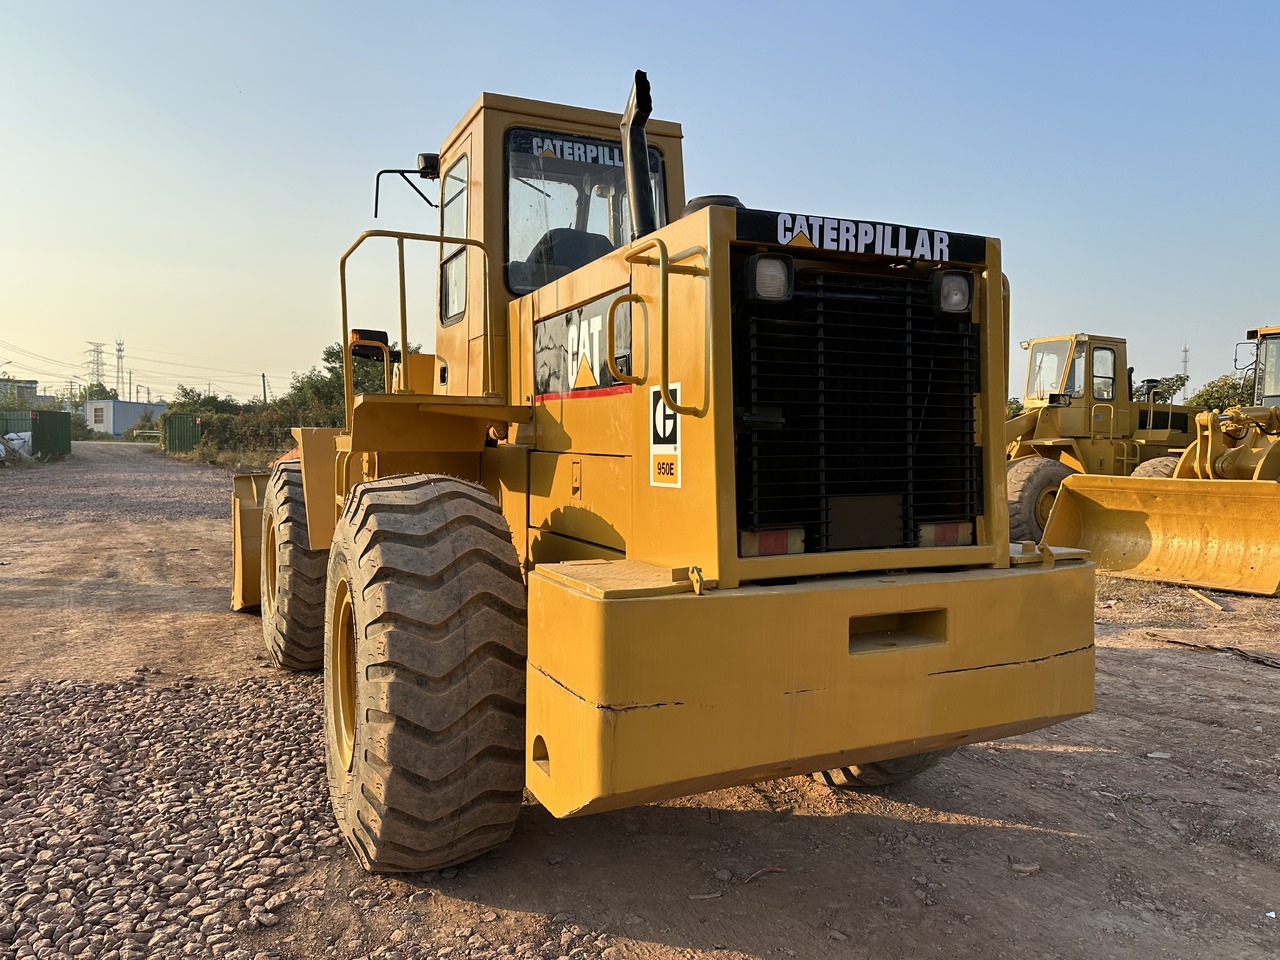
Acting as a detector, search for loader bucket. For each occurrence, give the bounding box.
[231,472,271,611]
[1042,475,1280,596]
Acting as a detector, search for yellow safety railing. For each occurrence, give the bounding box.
[338,230,493,428]
[624,237,710,417]
[1090,402,1116,441]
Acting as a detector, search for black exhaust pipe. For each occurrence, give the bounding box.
[620,70,657,242]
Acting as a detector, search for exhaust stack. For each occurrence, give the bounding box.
[620,70,657,241]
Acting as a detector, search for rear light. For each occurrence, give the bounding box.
[917,522,973,547]
[739,527,804,557]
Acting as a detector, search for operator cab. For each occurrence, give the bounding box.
[1024,334,1121,406]
[1249,327,1280,407]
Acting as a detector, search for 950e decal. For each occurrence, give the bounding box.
[650,383,680,488]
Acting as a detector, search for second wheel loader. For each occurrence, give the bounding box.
[1043,326,1280,595]
[1005,332,1200,542]
[230,72,1095,873]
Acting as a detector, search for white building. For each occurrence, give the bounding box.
[84,400,167,436]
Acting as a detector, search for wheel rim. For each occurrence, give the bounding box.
[264,515,277,612]
[1034,485,1059,530]
[330,577,357,773]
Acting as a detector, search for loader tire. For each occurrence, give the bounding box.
[813,748,957,789]
[1007,458,1077,542]
[261,461,327,671]
[1131,456,1179,478]
[323,474,527,873]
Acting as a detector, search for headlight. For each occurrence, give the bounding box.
[933,270,971,314]
[745,254,794,302]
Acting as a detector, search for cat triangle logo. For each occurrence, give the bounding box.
[786,230,814,248]
[573,353,598,389]
[540,148,556,158]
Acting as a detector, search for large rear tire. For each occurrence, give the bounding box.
[261,461,327,671]
[1131,456,1179,478]
[323,474,527,873]
[814,747,957,789]
[1007,458,1078,542]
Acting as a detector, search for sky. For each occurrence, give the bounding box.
[1,1,1276,403]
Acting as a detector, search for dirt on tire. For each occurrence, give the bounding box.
[2,442,1278,960]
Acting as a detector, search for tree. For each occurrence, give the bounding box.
[85,382,118,401]
[1152,374,1188,404]
[167,386,244,415]
[1189,371,1256,411]
[1006,397,1024,418]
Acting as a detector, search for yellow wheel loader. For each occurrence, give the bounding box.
[230,72,1095,873]
[1005,333,1200,541]
[1044,326,1280,595]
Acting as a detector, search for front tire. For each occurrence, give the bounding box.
[1007,458,1078,542]
[261,461,327,670]
[814,748,957,789]
[324,474,527,873]
[1131,456,1179,478]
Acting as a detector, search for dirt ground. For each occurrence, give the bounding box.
[2,443,1278,959]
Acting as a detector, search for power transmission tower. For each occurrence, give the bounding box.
[86,342,106,383]
[115,340,125,396]
[1181,343,1190,401]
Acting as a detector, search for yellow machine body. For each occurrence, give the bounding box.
[527,556,1092,817]
[1007,332,1198,475]
[233,88,1095,818]
[1043,329,1280,596]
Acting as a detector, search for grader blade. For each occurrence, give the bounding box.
[1042,475,1280,596]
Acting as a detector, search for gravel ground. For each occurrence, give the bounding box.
[3,442,1279,960]
[0,442,228,523]
[0,673,330,960]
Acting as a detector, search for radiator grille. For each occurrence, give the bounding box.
[733,268,983,553]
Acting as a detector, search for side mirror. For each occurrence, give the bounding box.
[1234,341,1257,370]
[417,153,440,179]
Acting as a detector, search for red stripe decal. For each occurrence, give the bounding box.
[534,384,634,403]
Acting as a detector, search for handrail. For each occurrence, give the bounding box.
[338,230,493,428]
[624,237,710,417]
[606,294,648,386]
[347,338,395,394]
[1090,402,1116,441]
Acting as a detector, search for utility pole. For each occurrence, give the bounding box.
[86,342,106,384]
[146,387,151,404]
[128,369,133,400]
[1181,343,1190,401]
[262,373,268,404]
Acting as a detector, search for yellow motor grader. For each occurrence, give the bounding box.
[1005,333,1201,541]
[1044,326,1280,595]
[230,73,1095,873]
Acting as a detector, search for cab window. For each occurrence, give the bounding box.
[440,156,468,325]
[1259,337,1280,406]
[505,127,666,295]
[1063,343,1086,398]
[1092,347,1116,401]
[1026,340,1070,399]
